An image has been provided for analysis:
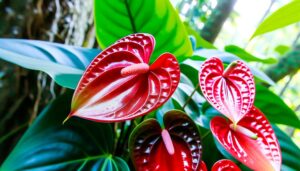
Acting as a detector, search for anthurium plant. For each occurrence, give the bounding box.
[1,1,300,171]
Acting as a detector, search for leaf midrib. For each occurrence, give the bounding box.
[124,0,137,33]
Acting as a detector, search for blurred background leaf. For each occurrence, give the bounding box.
[225,45,277,64]
[251,0,300,38]
[255,84,300,128]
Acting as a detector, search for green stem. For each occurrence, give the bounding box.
[119,120,137,158]
[0,122,29,144]
[201,131,211,141]
[182,84,199,110]
[114,122,125,155]
[139,115,146,123]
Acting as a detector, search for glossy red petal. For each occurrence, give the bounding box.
[68,34,180,122]
[117,33,155,63]
[129,110,203,171]
[211,159,241,171]
[198,161,208,171]
[164,110,202,170]
[210,107,281,171]
[199,57,255,123]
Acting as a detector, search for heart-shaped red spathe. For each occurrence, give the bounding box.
[211,159,241,171]
[67,33,180,122]
[129,110,203,171]
[199,57,255,124]
[210,107,281,171]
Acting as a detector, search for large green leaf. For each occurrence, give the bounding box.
[225,45,277,64]
[251,0,300,38]
[273,126,300,171]
[1,92,129,171]
[0,39,100,89]
[94,0,192,63]
[255,84,300,128]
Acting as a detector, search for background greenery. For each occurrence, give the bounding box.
[0,0,300,170]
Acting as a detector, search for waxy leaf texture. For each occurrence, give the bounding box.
[210,107,281,171]
[68,33,180,122]
[129,110,203,171]
[199,57,255,124]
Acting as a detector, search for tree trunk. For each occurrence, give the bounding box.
[265,45,300,83]
[200,0,237,43]
[0,0,94,163]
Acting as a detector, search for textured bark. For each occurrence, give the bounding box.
[0,0,94,163]
[265,45,300,83]
[200,0,237,43]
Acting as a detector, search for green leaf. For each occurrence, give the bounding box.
[251,0,300,38]
[201,104,222,129]
[273,125,300,171]
[274,45,290,56]
[156,72,206,127]
[0,39,100,89]
[199,127,223,169]
[171,83,205,125]
[225,45,277,64]
[184,49,276,86]
[180,59,203,87]
[255,84,300,128]
[94,0,192,63]
[184,22,216,49]
[1,92,129,171]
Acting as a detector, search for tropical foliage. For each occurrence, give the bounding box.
[1,0,300,171]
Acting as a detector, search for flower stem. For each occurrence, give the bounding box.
[182,84,200,110]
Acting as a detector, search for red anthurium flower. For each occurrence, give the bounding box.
[66,33,180,123]
[198,161,208,171]
[199,57,255,124]
[210,107,281,171]
[129,110,203,171]
[211,159,240,171]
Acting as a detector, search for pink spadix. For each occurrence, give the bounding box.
[161,129,175,155]
[230,124,258,140]
[121,63,149,76]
